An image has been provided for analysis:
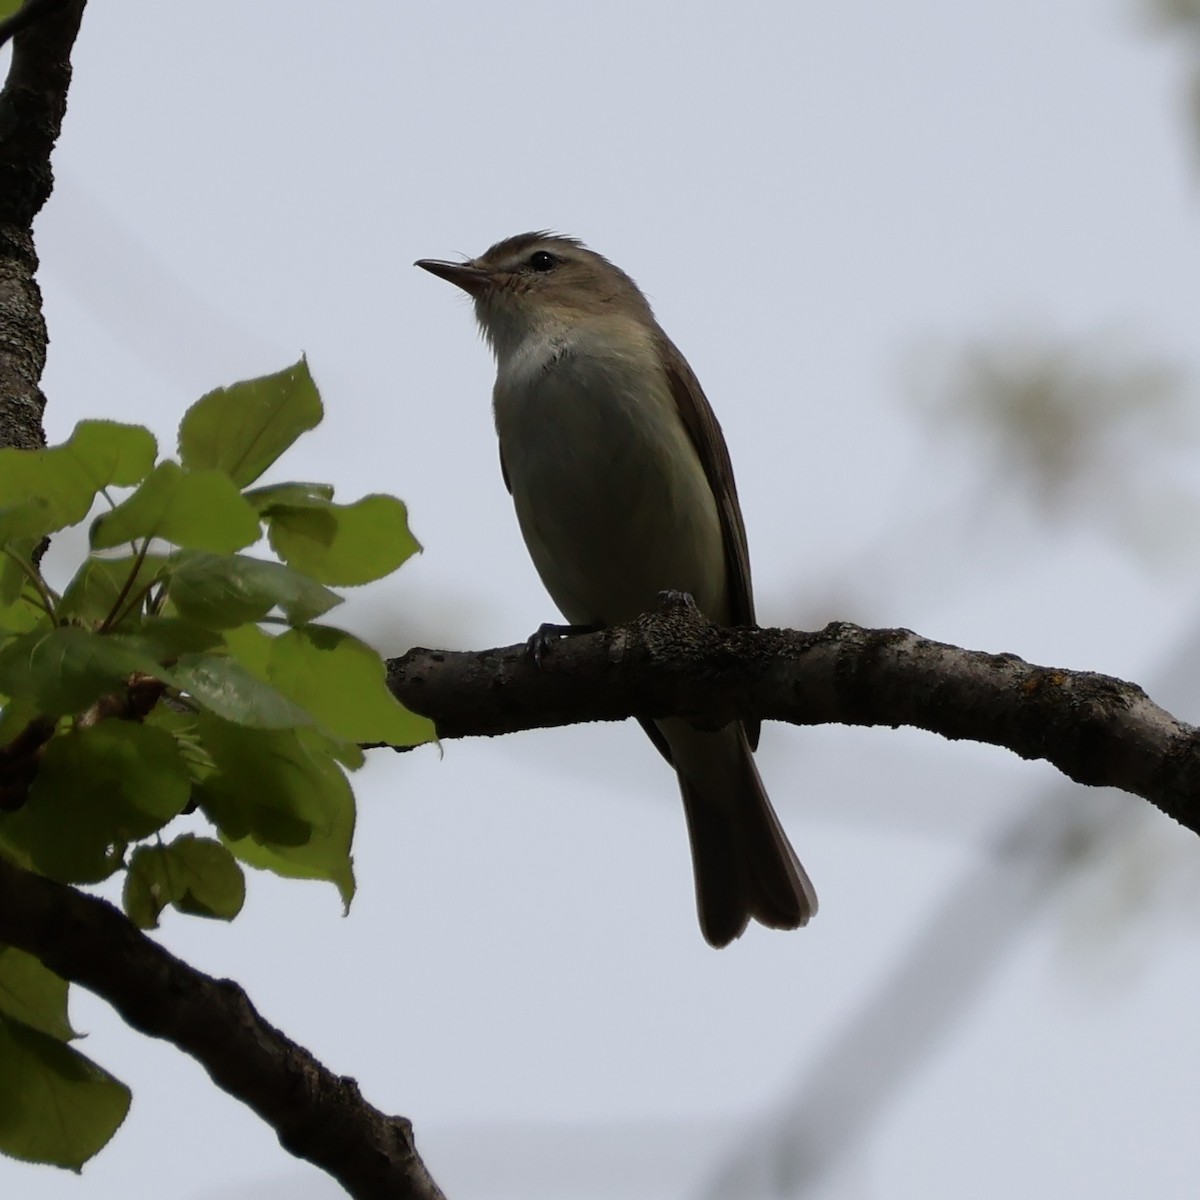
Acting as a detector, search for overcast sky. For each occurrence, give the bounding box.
[7,2,1200,1198]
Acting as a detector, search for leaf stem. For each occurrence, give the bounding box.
[1,547,57,618]
[98,539,152,633]
[112,575,167,630]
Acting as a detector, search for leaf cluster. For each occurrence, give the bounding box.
[0,359,432,1168]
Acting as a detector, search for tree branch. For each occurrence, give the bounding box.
[0,854,448,1200]
[386,597,1200,837]
[0,0,85,452]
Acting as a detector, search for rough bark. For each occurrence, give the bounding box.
[0,0,85,452]
[387,596,1200,838]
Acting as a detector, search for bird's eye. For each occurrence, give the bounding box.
[527,250,558,272]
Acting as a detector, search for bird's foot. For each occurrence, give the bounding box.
[525,620,603,667]
[656,589,698,612]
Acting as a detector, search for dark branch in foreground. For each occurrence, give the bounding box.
[0,857,447,1200]
[387,598,1200,837]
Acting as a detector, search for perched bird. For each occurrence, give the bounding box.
[416,232,816,946]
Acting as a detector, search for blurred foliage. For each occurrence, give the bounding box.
[1056,803,1200,991]
[1145,0,1200,156]
[910,331,1198,554]
[0,359,433,1171]
[1149,0,1200,24]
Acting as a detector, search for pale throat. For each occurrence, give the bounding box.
[486,308,661,390]
[493,324,571,391]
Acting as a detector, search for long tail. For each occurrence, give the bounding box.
[657,718,817,947]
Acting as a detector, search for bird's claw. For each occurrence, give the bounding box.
[656,589,698,612]
[525,620,603,667]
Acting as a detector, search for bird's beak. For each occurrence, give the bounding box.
[414,258,492,297]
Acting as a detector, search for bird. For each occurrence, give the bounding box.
[415,232,816,946]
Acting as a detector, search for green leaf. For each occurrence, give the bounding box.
[0,1,24,22]
[0,723,191,884]
[0,701,43,758]
[145,707,217,784]
[219,622,274,677]
[0,590,51,641]
[243,480,334,513]
[0,1016,130,1169]
[0,421,156,541]
[111,617,224,660]
[90,462,260,553]
[0,543,35,606]
[0,499,54,544]
[58,552,172,625]
[64,421,158,490]
[168,552,341,628]
[0,626,166,716]
[178,359,322,487]
[266,494,420,585]
[0,825,35,871]
[195,718,355,904]
[169,652,313,728]
[268,626,434,746]
[123,835,246,929]
[0,947,75,1041]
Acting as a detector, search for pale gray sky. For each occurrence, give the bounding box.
[7,2,1200,1198]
